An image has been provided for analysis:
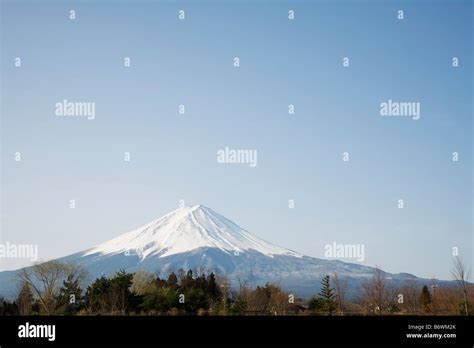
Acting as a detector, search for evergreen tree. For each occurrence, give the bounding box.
[180,270,194,290]
[56,274,83,315]
[109,270,136,313]
[230,298,247,315]
[320,275,336,315]
[0,297,18,315]
[141,286,177,313]
[166,273,178,288]
[85,276,111,313]
[419,285,432,313]
[314,275,336,315]
[308,297,326,313]
[85,271,138,314]
[206,273,221,302]
[183,287,209,313]
[194,274,207,291]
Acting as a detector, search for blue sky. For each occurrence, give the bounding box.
[1,0,472,280]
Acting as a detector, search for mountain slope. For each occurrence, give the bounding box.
[82,205,302,259]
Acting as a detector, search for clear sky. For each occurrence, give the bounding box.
[1,0,472,280]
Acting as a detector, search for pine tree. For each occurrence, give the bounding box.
[318,275,336,315]
[166,273,178,288]
[180,270,194,290]
[206,273,221,302]
[57,274,83,315]
[109,270,135,314]
[85,276,110,313]
[308,297,326,313]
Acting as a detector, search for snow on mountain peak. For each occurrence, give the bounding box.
[83,205,302,259]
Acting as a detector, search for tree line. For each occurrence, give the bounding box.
[0,257,471,316]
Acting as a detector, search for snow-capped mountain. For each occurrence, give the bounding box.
[83,205,302,259]
[0,205,449,299]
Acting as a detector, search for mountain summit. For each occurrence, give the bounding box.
[83,205,302,260]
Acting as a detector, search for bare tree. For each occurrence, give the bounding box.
[430,279,439,315]
[400,279,419,314]
[131,271,155,295]
[17,261,85,315]
[267,285,290,315]
[216,274,231,315]
[196,266,207,277]
[332,272,348,315]
[235,273,247,296]
[360,267,392,315]
[16,281,34,315]
[452,256,470,315]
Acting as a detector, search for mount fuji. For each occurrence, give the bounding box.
[81,204,303,260]
[0,205,446,298]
